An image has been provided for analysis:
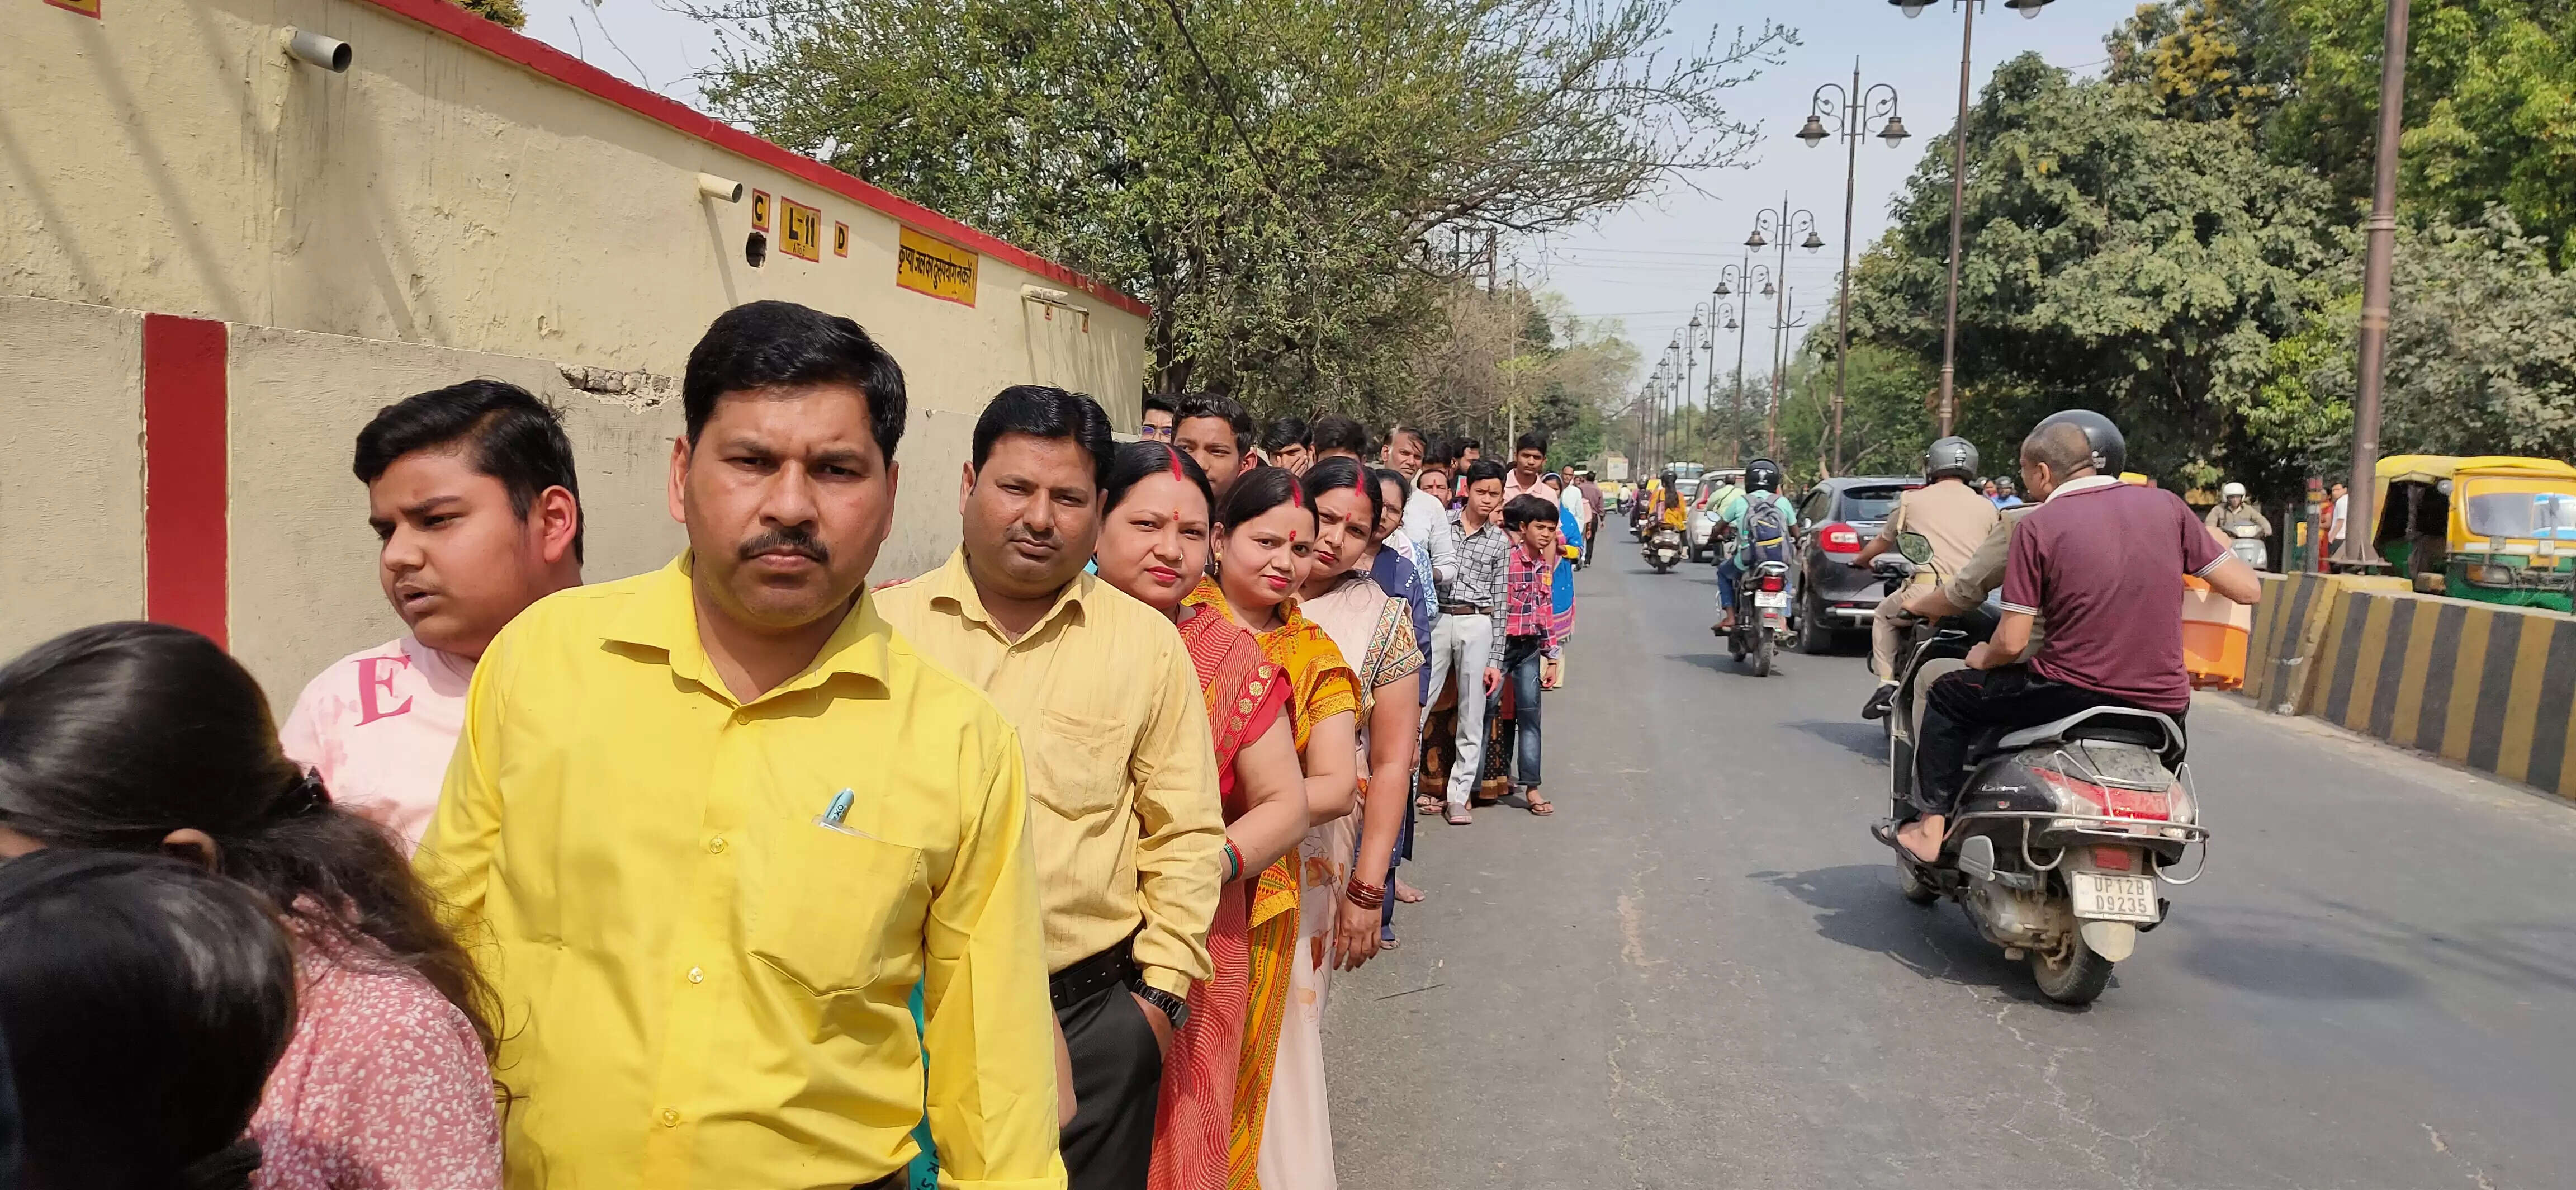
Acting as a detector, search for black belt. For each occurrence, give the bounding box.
[1439,603,1491,616]
[1048,941,1139,1012]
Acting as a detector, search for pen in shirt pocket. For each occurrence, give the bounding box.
[813,788,880,840]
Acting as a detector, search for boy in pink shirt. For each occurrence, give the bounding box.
[280,380,584,851]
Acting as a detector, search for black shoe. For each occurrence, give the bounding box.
[1860,683,1897,721]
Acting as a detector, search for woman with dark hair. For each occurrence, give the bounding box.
[0,849,298,1190]
[1365,466,1433,919]
[1092,442,1309,1190]
[0,623,501,1190]
[1181,466,1357,1188]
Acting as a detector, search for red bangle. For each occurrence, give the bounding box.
[1344,879,1386,910]
[1222,839,1246,883]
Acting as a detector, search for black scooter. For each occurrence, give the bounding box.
[1876,533,2211,1005]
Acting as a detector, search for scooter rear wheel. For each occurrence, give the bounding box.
[1751,629,1773,677]
[2030,933,2115,1005]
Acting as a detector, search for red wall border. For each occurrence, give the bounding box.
[141,315,229,647]
[358,0,1152,321]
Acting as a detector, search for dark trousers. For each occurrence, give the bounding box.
[1913,665,2161,818]
[1057,974,1163,1190]
[1500,634,1546,787]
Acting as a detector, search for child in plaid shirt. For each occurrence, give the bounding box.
[1489,494,1565,815]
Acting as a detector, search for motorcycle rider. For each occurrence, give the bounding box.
[1890,410,2263,863]
[1711,459,1797,634]
[1697,469,1744,561]
[2205,481,2271,540]
[1853,437,1997,720]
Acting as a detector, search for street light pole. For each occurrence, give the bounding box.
[1749,193,1824,460]
[1894,0,2053,438]
[1715,260,1772,468]
[1801,62,1908,475]
[2340,0,2409,568]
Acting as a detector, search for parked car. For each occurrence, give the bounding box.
[1788,475,1922,653]
[1687,468,1745,563]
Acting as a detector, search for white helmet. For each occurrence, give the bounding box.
[2220,481,2247,500]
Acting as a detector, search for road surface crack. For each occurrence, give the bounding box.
[2424,1125,2499,1190]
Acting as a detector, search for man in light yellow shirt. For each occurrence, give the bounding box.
[419,301,1065,1190]
[877,386,1222,1190]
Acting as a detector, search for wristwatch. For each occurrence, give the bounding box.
[1132,983,1190,1033]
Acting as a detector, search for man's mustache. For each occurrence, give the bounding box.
[738,527,830,565]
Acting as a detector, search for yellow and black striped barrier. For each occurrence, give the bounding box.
[2243,572,2407,715]
[2303,587,2576,796]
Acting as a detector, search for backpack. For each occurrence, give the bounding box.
[1743,493,1792,565]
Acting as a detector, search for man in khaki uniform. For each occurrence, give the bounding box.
[1855,437,1998,719]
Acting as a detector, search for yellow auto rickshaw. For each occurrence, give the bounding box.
[2372,455,2576,612]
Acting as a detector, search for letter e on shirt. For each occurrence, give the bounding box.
[280,636,474,852]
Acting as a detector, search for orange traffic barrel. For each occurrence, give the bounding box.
[2181,574,2250,690]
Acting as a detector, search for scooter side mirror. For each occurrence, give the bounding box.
[1898,531,1935,565]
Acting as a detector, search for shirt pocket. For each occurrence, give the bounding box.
[750,823,925,999]
[1024,709,1128,823]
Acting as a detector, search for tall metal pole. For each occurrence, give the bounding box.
[1733,265,1754,468]
[1682,332,1699,466]
[1935,0,1976,437]
[1772,197,1792,457]
[2340,0,2409,568]
[1834,60,1862,473]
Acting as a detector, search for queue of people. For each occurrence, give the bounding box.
[0,299,1583,1190]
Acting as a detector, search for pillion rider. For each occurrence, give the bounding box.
[1850,437,1997,721]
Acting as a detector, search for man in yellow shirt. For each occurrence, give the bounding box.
[419,300,1066,1190]
[877,386,1222,1190]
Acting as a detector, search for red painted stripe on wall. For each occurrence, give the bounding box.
[141,314,229,646]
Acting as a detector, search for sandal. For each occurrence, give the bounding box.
[1526,792,1554,816]
[1869,819,1902,848]
[1415,795,1444,816]
[1445,805,1472,826]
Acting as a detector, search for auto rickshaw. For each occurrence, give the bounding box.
[2371,455,2576,612]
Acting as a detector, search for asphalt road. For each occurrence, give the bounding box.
[1327,537,2576,1190]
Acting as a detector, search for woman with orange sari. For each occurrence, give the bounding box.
[1185,466,1359,1190]
[1093,444,1311,1190]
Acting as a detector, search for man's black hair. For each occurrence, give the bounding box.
[1258,415,1311,456]
[1513,431,1549,456]
[1309,415,1368,458]
[1175,392,1253,451]
[354,379,585,561]
[681,300,907,460]
[1461,458,1508,490]
[1142,393,1177,418]
[1502,493,1559,531]
[1455,436,1483,454]
[972,385,1115,490]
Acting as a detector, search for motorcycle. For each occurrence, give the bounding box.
[1876,532,2210,1005]
[1723,559,1792,676]
[1644,527,1683,573]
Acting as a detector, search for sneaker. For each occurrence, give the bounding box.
[1861,683,1898,721]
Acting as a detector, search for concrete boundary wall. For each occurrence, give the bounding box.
[2239,570,2576,800]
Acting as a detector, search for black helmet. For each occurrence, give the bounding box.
[2030,409,2126,476]
[1745,458,1782,493]
[1922,436,1979,483]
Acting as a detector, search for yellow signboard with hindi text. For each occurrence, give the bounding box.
[896,227,978,306]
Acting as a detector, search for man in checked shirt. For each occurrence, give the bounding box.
[1488,494,1566,817]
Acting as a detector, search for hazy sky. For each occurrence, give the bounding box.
[520,0,2118,366]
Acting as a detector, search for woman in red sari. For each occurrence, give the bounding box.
[1186,467,1359,1190]
[1093,443,1310,1190]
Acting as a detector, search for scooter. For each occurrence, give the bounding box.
[2225,525,2267,569]
[1876,533,2210,1005]
[1644,527,1683,573]
[1723,559,1792,676]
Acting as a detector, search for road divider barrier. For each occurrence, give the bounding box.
[2239,572,2576,799]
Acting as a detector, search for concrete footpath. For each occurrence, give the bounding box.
[1325,547,2576,1189]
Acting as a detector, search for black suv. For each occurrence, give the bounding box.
[1787,476,1922,653]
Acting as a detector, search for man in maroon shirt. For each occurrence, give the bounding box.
[1897,414,2261,861]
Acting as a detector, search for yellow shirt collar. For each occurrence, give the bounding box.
[920,546,1092,643]
[603,552,892,703]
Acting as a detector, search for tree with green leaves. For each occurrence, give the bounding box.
[694,0,1789,420]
